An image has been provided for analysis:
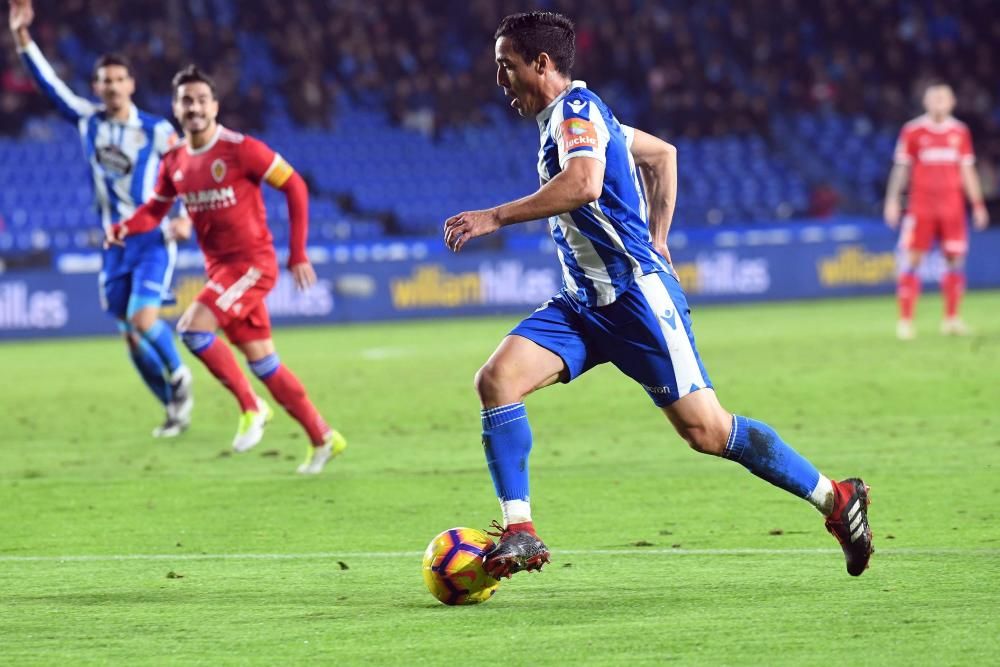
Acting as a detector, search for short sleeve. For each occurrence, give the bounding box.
[153,119,178,156]
[238,135,279,181]
[894,127,916,165]
[152,159,177,202]
[959,127,975,165]
[621,124,635,149]
[553,95,610,168]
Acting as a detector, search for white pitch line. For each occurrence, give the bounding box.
[0,547,997,564]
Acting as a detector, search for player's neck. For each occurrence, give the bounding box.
[927,113,950,124]
[539,76,573,112]
[106,104,131,123]
[187,122,220,150]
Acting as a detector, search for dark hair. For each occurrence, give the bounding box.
[92,53,132,79]
[495,11,575,76]
[172,65,217,98]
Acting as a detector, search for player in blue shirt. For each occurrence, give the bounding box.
[443,11,873,578]
[10,0,193,437]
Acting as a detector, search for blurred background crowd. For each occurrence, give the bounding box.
[0,0,997,250]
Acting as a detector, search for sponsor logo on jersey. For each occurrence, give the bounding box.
[179,186,237,212]
[211,158,227,183]
[560,118,598,152]
[95,144,133,176]
[918,146,960,163]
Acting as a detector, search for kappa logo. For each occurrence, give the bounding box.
[567,99,586,114]
[211,158,227,183]
[661,307,677,330]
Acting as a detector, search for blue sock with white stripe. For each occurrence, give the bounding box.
[140,319,184,374]
[126,335,171,406]
[482,403,533,525]
[724,415,833,513]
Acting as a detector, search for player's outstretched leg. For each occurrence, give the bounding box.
[247,353,346,474]
[138,318,194,426]
[940,262,970,335]
[473,336,563,579]
[479,403,549,578]
[123,327,176,435]
[180,330,270,451]
[668,391,873,576]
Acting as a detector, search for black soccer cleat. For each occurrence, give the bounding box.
[824,478,873,576]
[484,521,551,579]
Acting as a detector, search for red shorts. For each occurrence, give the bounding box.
[901,200,968,255]
[196,262,276,344]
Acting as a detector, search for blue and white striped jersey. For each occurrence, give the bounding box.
[19,41,177,230]
[536,81,669,307]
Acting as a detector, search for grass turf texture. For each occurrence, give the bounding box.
[1,292,998,665]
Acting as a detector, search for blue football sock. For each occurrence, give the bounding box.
[481,403,532,503]
[140,319,184,374]
[724,415,822,500]
[126,336,171,405]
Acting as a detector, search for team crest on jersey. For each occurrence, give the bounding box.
[129,128,148,150]
[211,158,227,183]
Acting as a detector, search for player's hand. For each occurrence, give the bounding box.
[443,208,501,252]
[972,204,989,231]
[289,262,316,291]
[883,200,902,230]
[103,223,126,248]
[654,242,672,265]
[166,216,193,242]
[9,0,34,34]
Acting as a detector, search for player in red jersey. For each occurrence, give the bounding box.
[884,83,990,340]
[112,66,345,474]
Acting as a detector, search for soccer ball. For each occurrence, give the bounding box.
[422,527,500,605]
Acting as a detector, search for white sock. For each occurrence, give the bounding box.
[809,475,835,515]
[500,499,532,526]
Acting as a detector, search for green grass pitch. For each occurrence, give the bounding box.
[1,292,998,665]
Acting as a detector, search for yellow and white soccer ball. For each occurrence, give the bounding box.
[422,527,500,605]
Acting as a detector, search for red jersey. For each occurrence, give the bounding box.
[151,125,298,271]
[894,115,974,202]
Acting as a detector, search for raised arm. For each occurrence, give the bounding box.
[627,126,677,264]
[10,0,96,123]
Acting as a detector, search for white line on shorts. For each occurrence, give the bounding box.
[0,547,996,564]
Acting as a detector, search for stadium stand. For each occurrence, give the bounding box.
[0,0,997,256]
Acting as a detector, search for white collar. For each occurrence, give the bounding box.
[536,80,588,128]
[185,124,223,155]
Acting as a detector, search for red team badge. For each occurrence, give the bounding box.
[211,158,227,183]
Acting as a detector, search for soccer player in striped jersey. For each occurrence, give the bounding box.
[113,66,346,474]
[9,0,193,437]
[443,11,873,578]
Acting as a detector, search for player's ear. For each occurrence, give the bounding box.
[534,52,550,75]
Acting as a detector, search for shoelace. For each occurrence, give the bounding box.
[485,519,508,539]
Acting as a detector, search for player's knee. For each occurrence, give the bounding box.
[675,420,729,456]
[180,330,216,354]
[474,361,518,405]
